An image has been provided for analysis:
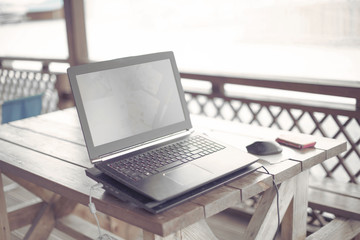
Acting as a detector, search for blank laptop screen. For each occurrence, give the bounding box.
[76,59,186,147]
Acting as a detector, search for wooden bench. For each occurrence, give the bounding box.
[306,218,360,240]
[306,176,360,240]
[227,176,360,239]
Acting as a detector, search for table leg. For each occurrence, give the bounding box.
[0,170,11,240]
[3,172,78,239]
[281,170,309,240]
[23,200,56,240]
[244,176,296,240]
[143,219,218,240]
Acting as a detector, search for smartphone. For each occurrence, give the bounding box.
[276,134,316,149]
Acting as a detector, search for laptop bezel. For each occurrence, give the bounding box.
[67,51,192,161]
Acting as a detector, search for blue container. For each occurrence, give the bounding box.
[1,94,42,124]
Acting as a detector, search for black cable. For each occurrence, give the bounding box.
[262,166,280,240]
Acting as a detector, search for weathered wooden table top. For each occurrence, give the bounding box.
[0,108,346,237]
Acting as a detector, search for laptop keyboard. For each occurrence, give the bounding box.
[107,135,225,181]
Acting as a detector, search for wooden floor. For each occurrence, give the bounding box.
[2,174,272,240]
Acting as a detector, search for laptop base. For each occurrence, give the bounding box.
[86,163,261,214]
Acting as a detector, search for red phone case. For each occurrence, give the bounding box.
[276,134,316,149]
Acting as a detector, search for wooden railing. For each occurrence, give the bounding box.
[0,57,73,110]
[180,72,360,115]
[0,57,68,73]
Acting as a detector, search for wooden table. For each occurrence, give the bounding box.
[0,108,346,240]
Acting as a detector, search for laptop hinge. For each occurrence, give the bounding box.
[93,129,194,163]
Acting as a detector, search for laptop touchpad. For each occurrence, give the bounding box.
[164,164,213,186]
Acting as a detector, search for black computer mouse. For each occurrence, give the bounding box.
[246,141,283,155]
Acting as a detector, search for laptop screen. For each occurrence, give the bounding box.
[77,59,185,147]
[68,52,192,160]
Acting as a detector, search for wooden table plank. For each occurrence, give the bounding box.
[0,139,205,237]
[190,185,241,218]
[191,114,346,163]
[312,136,347,159]
[191,115,281,143]
[39,109,346,164]
[39,108,81,128]
[257,160,301,184]
[227,171,273,201]
[0,124,91,168]
[285,147,326,170]
[0,139,93,204]
[9,116,85,146]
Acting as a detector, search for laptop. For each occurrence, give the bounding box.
[67,51,258,201]
[85,163,261,213]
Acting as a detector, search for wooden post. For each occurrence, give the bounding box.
[23,201,56,240]
[281,170,309,240]
[244,176,296,240]
[63,0,89,66]
[143,220,217,240]
[0,170,11,240]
